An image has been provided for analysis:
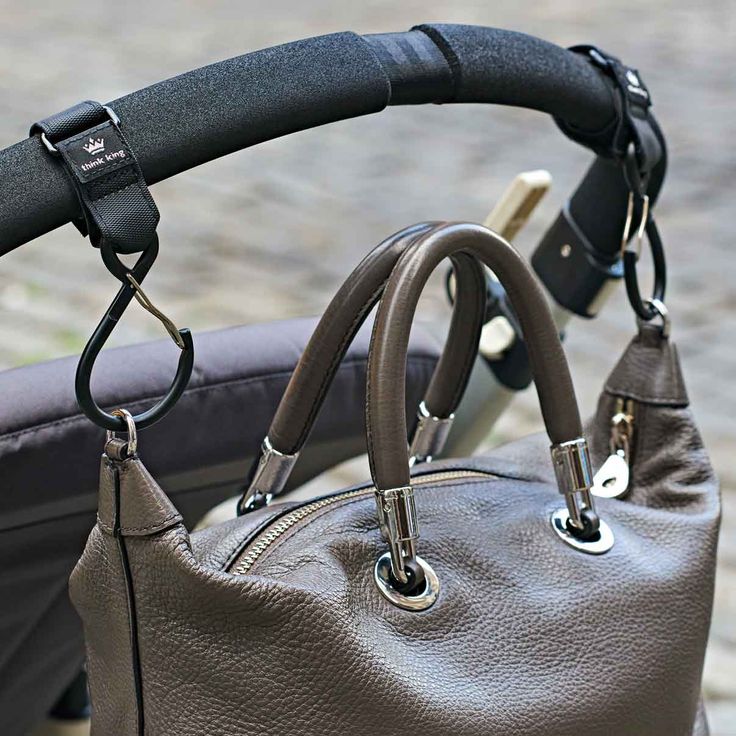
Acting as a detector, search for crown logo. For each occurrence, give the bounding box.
[83,137,105,155]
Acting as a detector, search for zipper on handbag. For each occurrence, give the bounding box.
[592,397,636,499]
[230,469,496,576]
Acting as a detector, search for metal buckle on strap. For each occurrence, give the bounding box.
[373,484,439,611]
[374,485,419,584]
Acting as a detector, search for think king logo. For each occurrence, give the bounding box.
[83,137,105,155]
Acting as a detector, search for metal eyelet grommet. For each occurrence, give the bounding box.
[550,508,614,554]
[374,553,440,611]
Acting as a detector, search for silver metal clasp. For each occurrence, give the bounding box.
[550,437,614,554]
[104,407,138,459]
[621,191,650,259]
[374,485,419,584]
[639,297,671,338]
[238,437,299,514]
[373,484,439,611]
[408,402,454,465]
[551,438,595,532]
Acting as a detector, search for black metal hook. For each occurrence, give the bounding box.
[623,214,667,321]
[620,146,667,322]
[618,186,667,322]
[75,235,194,431]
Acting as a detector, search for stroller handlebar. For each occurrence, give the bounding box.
[0,24,656,255]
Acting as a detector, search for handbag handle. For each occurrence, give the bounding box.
[366,222,604,592]
[237,222,487,514]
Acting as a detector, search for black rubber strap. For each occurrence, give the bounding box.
[556,46,663,190]
[30,100,159,254]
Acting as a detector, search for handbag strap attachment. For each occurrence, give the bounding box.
[366,223,614,602]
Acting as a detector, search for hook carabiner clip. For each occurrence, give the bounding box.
[619,145,667,322]
[75,235,194,432]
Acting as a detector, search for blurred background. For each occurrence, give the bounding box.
[1,0,734,732]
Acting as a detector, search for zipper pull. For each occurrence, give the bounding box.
[592,397,635,499]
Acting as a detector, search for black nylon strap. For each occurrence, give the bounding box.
[30,101,159,254]
[556,46,663,192]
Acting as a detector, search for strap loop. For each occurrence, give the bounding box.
[623,207,667,322]
[556,46,663,191]
[30,100,159,254]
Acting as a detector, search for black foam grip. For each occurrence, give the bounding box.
[413,24,615,130]
[1,25,625,254]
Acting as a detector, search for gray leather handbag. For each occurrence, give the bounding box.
[70,222,719,735]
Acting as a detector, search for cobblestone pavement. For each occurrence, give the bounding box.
[2,0,735,731]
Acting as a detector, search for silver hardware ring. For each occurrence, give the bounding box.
[41,105,121,155]
[105,408,138,457]
[550,508,615,554]
[374,553,439,611]
[639,297,670,338]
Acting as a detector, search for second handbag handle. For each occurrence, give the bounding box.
[366,222,602,589]
[237,222,487,513]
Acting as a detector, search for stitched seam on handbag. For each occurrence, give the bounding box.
[603,384,688,405]
[112,464,146,735]
[98,512,182,535]
[0,355,437,443]
[365,303,379,478]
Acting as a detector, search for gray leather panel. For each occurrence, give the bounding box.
[71,315,718,735]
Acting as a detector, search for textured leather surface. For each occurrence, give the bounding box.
[97,452,183,537]
[367,223,583,490]
[71,255,719,735]
[269,223,485,455]
[604,322,688,405]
